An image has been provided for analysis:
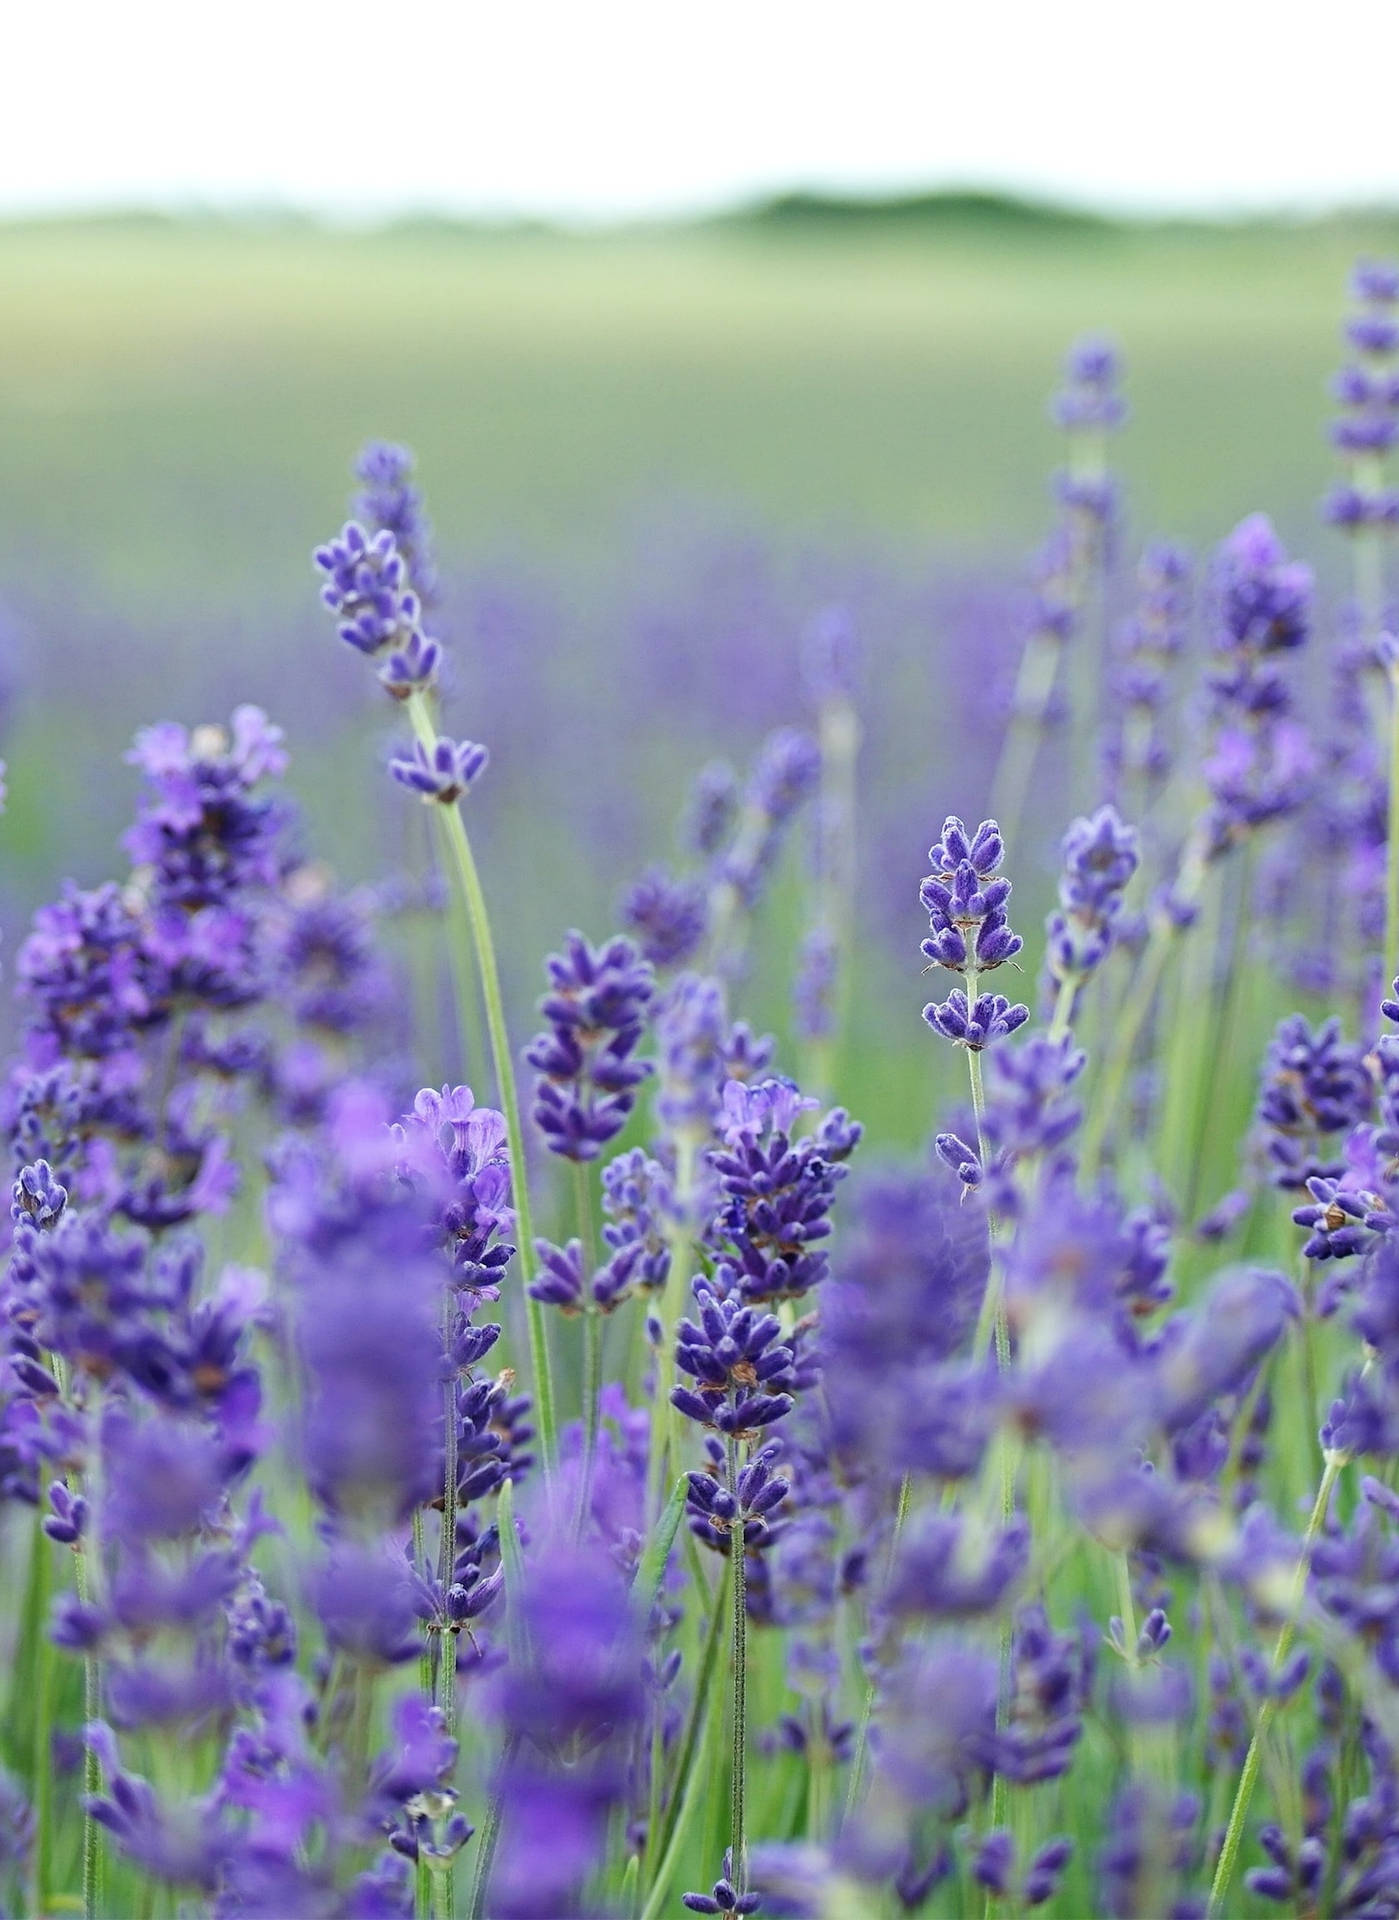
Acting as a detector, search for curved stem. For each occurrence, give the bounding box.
[406,690,557,1477]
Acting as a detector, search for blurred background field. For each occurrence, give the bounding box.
[1,199,1392,1141]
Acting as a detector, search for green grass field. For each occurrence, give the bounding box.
[0,208,1392,615]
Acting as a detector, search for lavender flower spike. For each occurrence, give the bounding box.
[389,735,488,804]
[921,815,1029,1051]
[526,931,654,1162]
[1045,804,1140,1022]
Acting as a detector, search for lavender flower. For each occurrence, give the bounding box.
[1325,259,1399,536]
[621,865,708,969]
[924,989,1029,1052]
[487,1536,644,1918]
[921,815,1029,1049]
[718,728,821,907]
[389,734,488,803]
[1045,804,1140,991]
[354,440,438,604]
[1199,515,1316,852]
[671,1281,799,1436]
[1104,541,1191,799]
[526,931,654,1161]
[706,1076,861,1304]
[1255,1014,1372,1191]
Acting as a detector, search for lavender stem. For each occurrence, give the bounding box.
[405,689,558,1477]
[726,1430,749,1895]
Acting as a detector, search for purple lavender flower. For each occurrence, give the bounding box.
[123,708,287,914]
[684,1851,762,1914]
[354,440,438,604]
[920,815,1029,1048]
[671,1281,798,1436]
[919,816,1022,974]
[1325,259,1399,534]
[924,989,1030,1052]
[1104,541,1191,798]
[1051,336,1127,435]
[706,1077,860,1304]
[1097,1782,1203,1920]
[314,521,421,657]
[686,760,740,859]
[937,1031,1087,1203]
[388,734,488,803]
[1255,1014,1372,1191]
[526,931,654,1161]
[621,864,708,969]
[719,728,821,907]
[1045,804,1139,990]
[686,1439,789,1556]
[843,1640,1002,1883]
[1197,515,1316,853]
[818,1161,990,1478]
[886,1512,1029,1620]
[487,1535,644,1919]
[600,1147,672,1291]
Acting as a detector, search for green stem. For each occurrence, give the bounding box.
[1208,1441,1349,1916]
[727,1433,749,1893]
[573,1160,604,1538]
[843,1470,912,1824]
[1046,973,1077,1044]
[27,1518,54,1917]
[642,1554,730,1899]
[638,1583,727,1920]
[465,1733,516,1920]
[406,689,557,1477]
[73,1547,102,1920]
[576,1309,603,1541]
[989,630,1065,857]
[644,1129,700,1529]
[412,1507,433,1698]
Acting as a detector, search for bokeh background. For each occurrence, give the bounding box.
[5,0,1399,1139]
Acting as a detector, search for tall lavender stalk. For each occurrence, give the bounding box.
[314,515,559,1474]
[920,815,1027,1362]
[991,338,1124,845]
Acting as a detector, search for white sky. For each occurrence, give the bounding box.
[5,0,1399,223]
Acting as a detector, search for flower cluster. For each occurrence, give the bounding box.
[1104,540,1191,799]
[1045,803,1139,992]
[704,1076,860,1304]
[920,815,1029,1049]
[1200,514,1316,851]
[526,930,655,1161]
[1324,258,1399,536]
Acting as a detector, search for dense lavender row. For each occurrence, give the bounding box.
[5,267,1399,1920]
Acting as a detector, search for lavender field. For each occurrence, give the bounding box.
[4,212,1399,1918]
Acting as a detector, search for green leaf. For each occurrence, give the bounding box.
[632,1474,687,1618]
[496,1476,530,1667]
